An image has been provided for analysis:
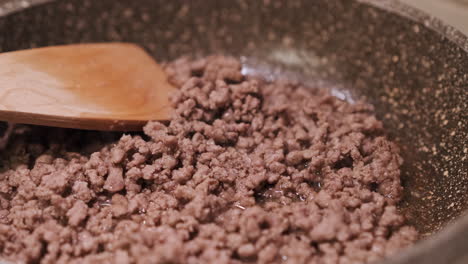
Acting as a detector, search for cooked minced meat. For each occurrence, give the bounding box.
[0,56,417,264]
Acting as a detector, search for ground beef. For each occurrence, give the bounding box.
[0,56,418,264]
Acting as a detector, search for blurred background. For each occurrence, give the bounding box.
[400,0,468,34]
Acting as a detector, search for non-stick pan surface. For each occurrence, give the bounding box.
[0,0,466,263]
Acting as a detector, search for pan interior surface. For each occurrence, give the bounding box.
[0,0,466,254]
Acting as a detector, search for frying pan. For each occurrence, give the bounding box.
[0,0,466,263]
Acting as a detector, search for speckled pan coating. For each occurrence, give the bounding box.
[0,0,466,263]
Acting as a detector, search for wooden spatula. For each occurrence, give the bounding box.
[0,43,176,131]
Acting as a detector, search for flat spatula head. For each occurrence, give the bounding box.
[0,43,175,131]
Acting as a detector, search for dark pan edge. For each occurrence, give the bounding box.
[0,0,52,16]
[383,213,468,264]
[1,0,467,51]
[0,0,467,264]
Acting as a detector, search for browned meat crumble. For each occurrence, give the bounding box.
[0,56,418,264]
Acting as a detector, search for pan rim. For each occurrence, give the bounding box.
[0,0,466,264]
[0,0,467,50]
